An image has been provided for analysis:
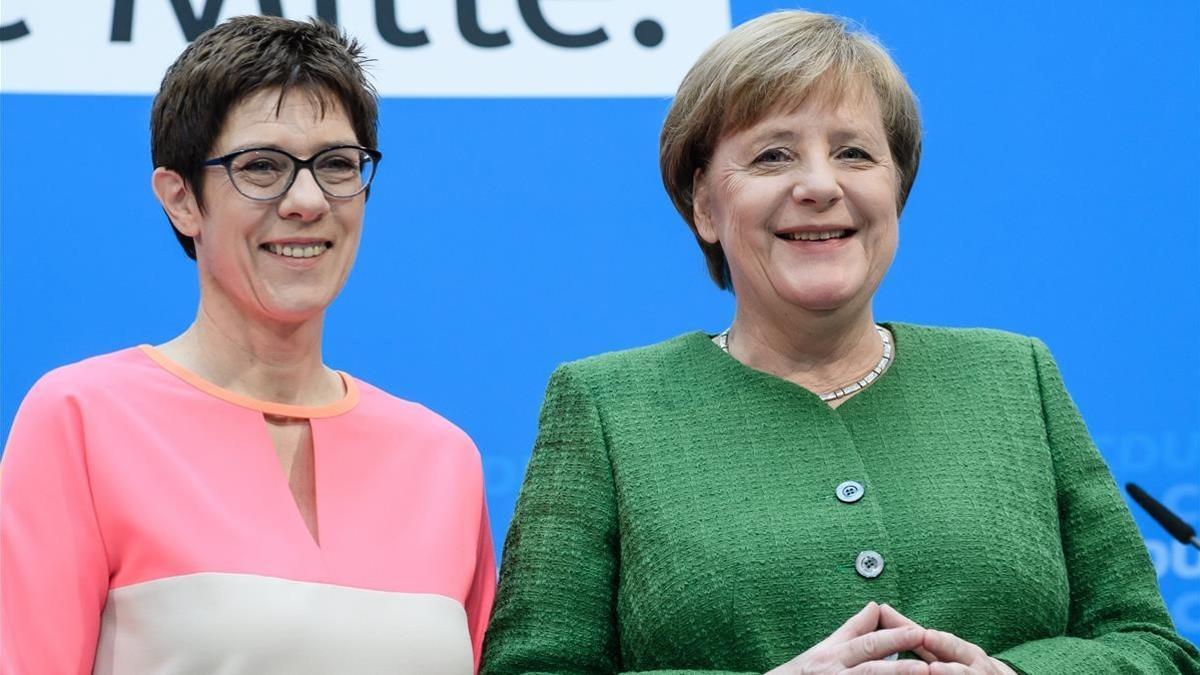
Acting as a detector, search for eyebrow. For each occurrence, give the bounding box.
[221,141,362,156]
[832,125,885,143]
[745,128,799,147]
[744,126,884,148]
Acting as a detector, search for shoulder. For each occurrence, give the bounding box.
[885,324,1070,407]
[553,331,712,391]
[18,347,154,410]
[345,376,481,465]
[4,348,151,469]
[888,322,1043,367]
[889,322,1037,352]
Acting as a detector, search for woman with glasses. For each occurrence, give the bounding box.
[1,16,494,675]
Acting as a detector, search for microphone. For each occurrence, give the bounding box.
[1125,483,1200,550]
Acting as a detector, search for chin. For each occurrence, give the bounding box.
[786,295,855,313]
[260,295,336,324]
[775,278,865,313]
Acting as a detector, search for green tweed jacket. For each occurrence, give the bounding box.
[481,324,1199,674]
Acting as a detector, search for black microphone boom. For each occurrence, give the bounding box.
[1125,483,1200,550]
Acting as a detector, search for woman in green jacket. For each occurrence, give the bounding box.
[481,10,1199,675]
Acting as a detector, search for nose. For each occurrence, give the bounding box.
[790,160,843,210]
[277,167,331,223]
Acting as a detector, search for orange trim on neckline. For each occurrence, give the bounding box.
[137,345,359,419]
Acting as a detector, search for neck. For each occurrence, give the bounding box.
[727,302,882,395]
[157,294,340,407]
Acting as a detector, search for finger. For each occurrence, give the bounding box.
[878,604,920,629]
[824,602,882,644]
[922,629,986,666]
[841,627,927,666]
[929,662,972,675]
[844,659,931,675]
[878,605,938,663]
[989,657,1020,675]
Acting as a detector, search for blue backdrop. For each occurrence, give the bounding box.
[2,0,1197,644]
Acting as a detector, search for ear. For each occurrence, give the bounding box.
[692,167,719,245]
[151,167,202,239]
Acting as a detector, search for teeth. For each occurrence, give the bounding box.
[781,230,848,241]
[266,243,328,258]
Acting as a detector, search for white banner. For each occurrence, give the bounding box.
[0,1,730,96]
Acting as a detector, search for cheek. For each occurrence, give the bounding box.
[718,179,782,234]
[866,216,899,277]
[865,216,898,258]
[847,176,899,226]
[338,206,366,241]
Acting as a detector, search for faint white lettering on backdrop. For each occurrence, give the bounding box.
[0,1,730,96]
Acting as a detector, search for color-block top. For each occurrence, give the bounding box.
[481,324,1200,674]
[1,346,496,674]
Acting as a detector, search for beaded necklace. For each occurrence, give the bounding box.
[714,325,893,402]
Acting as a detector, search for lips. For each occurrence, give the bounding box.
[260,240,334,259]
[775,227,856,242]
[777,230,851,241]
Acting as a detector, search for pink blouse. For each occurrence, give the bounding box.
[1,347,495,674]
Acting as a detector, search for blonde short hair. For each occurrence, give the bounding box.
[660,10,921,288]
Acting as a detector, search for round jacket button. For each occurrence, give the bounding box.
[836,480,865,503]
[855,550,884,579]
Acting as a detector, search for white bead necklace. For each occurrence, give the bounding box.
[714,325,894,402]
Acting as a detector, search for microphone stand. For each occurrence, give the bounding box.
[1126,483,1200,550]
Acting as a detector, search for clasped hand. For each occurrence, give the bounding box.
[765,602,1018,675]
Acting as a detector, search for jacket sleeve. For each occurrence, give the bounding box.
[1,375,110,674]
[480,365,757,675]
[994,339,1200,674]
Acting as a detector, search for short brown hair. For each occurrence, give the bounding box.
[660,10,922,288]
[151,15,378,259]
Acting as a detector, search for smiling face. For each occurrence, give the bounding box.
[693,82,899,322]
[180,87,365,326]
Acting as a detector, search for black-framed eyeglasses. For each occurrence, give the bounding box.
[203,145,382,201]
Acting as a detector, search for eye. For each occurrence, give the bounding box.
[753,147,793,164]
[317,154,359,172]
[315,152,362,184]
[234,156,284,174]
[836,146,875,162]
